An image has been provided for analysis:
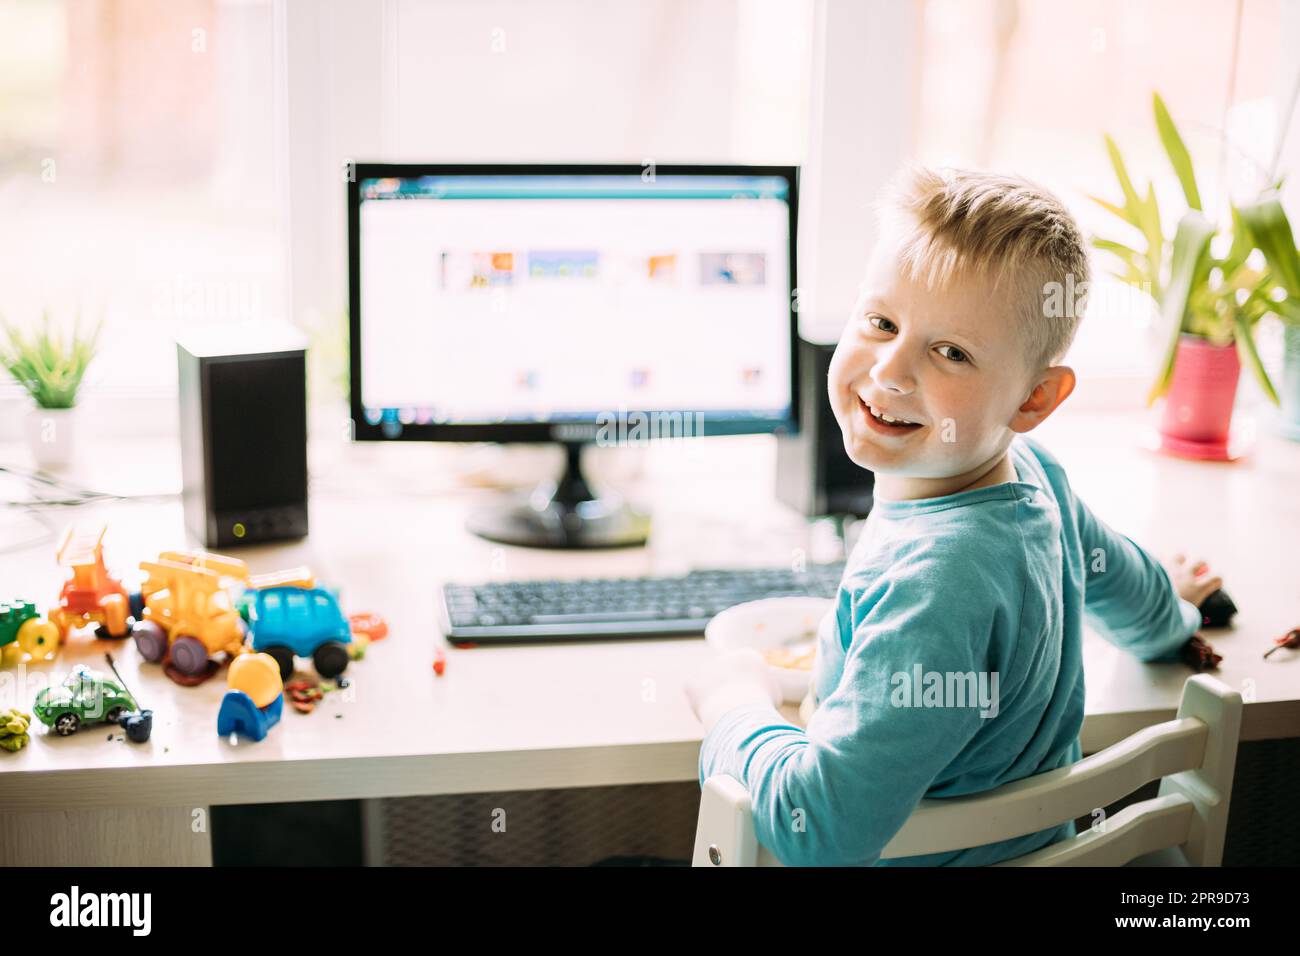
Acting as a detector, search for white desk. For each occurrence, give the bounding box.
[0,410,1296,864]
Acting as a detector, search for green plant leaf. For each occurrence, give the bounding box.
[0,312,101,409]
[1233,310,1279,404]
[1104,134,1145,227]
[1139,182,1164,301]
[1239,192,1300,297]
[1262,293,1300,325]
[1091,237,1141,265]
[1219,204,1254,276]
[1148,212,1216,406]
[1153,92,1202,211]
[1088,193,1135,225]
[1244,275,1300,326]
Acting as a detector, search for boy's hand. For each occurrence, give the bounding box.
[685,649,783,733]
[1168,553,1224,607]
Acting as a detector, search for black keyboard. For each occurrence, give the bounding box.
[439,562,846,644]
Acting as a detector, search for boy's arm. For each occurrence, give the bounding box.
[698,572,993,866]
[1072,493,1202,662]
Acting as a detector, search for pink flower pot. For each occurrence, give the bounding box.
[1157,335,1240,459]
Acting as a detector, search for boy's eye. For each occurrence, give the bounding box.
[867,314,897,334]
[937,345,969,363]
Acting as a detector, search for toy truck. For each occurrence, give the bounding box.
[131,553,249,675]
[0,600,60,662]
[236,565,315,623]
[48,525,132,640]
[246,585,352,680]
[138,550,250,605]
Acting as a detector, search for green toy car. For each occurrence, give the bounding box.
[33,665,138,737]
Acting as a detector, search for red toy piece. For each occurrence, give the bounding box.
[1264,627,1300,659]
[285,678,325,713]
[349,612,388,641]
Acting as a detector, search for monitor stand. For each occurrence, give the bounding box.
[465,441,651,549]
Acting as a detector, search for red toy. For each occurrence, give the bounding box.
[48,525,132,641]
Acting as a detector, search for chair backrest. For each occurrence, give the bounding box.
[692,674,1242,867]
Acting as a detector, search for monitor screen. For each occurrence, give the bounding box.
[348,165,798,442]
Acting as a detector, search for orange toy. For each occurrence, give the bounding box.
[228,652,283,708]
[48,525,132,641]
[348,612,388,641]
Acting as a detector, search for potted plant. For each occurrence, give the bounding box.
[1,312,101,471]
[1238,192,1300,441]
[1092,92,1291,459]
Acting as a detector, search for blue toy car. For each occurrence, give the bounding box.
[246,586,352,680]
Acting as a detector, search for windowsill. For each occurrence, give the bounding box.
[0,367,1173,444]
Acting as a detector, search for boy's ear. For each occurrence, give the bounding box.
[1010,366,1076,433]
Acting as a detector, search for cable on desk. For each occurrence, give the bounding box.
[0,463,180,509]
[0,463,179,558]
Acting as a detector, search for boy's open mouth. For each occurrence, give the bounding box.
[859,396,924,434]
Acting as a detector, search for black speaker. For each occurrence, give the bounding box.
[776,338,875,517]
[177,328,309,548]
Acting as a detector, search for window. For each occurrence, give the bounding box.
[915,0,1287,407]
[1,0,815,434]
[0,0,281,402]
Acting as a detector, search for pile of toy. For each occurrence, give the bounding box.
[1,522,386,748]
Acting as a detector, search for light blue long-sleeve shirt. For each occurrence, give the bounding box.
[698,433,1203,866]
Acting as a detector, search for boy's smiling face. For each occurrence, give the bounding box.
[828,231,1073,500]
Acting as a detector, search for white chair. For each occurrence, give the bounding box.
[693,674,1241,867]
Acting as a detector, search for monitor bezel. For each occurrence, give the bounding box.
[347,162,800,443]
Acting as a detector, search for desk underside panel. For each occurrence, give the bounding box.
[0,806,212,866]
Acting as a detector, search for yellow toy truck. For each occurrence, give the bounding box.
[131,552,251,676]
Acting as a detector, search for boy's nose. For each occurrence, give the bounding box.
[870,346,916,394]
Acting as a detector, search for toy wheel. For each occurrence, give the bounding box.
[105,706,125,724]
[54,712,80,736]
[313,641,350,679]
[16,618,60,661]
[128,590,145,622]
[171,636,209,676]
[264,645,296,681]
[132,621,168,663]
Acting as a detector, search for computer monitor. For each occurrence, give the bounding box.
[348,163,799,548]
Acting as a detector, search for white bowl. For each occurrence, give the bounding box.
[704,596,834,704]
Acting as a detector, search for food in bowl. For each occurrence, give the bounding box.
[763,640,816,671]
[705,596,833,703]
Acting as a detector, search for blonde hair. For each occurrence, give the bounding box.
[873,164,1090,370]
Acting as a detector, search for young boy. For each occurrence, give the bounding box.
[686,165,1224,866]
